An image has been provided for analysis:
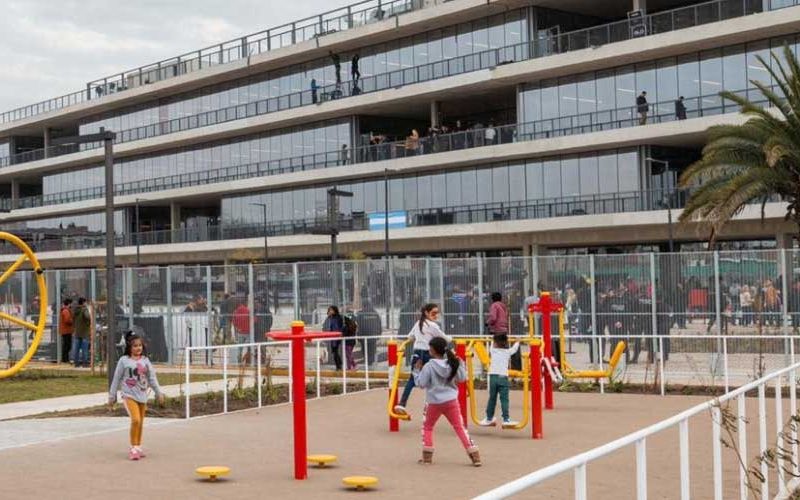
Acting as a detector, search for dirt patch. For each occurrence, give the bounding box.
[24,380,388,419]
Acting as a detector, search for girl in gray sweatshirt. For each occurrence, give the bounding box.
[108,332,164,461]
[412,336,480,466]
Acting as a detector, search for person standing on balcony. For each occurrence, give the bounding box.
[405,129,420,156]
[637,91,649,125]
[59,298,74,364]
[311,78,318,104]
[330,51,342,86]
[675,96,687,120]
[484,120,497,145]
[351,54,360,82]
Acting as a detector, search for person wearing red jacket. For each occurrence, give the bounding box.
[232,299,251,365]
[486,292,508,335]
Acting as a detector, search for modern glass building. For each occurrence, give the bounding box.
[1,0,798,267]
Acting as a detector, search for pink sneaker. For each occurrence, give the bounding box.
[128,448,140,461]
[135,447,146,458]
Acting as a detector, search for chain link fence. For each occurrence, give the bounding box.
[1,251,798,388]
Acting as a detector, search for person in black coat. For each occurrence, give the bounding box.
[675,96,687,120]
[356,303,381,366]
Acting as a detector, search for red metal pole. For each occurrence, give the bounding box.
[531,342,543,439]
[388,340,399,432]
[540,293,554,410]
[455,340,467,427]
[290,322,307,480]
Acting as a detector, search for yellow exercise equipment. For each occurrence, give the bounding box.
[0,232,47,379]
[387,339,413,421]
[307,454,337,467]
[342,476,379,490]
[557,310,626,380]
[464,336,540,431]
[195,465,231,481]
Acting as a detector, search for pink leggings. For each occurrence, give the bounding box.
[421,399,476,452]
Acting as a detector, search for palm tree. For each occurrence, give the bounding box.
[679,45,800,246]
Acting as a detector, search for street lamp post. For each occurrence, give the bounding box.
[645,157,674,253]
[52,128,117,387]
[250,202,269,263]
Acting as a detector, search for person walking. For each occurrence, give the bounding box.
[323,306,345,371]
[414,336,480,466]
[108,332,165,461]
[675,96,686,120]
[637,91,649,125]
[351,54,360,82]
[72,297,91,367]
[59,298,74,364]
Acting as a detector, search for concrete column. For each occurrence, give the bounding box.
[633,0,646,12]
[169,201,180,243]
[43,128,51,158]
[10,179,19,210]
[430,100,441,128]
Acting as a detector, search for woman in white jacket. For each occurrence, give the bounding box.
[394,303,451,416]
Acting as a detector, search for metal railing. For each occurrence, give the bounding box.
[2,187,684,254]
[1,82,769,209]
[1,0,794,129]
[3,251,800,373]
[0,0,440,125]
[474,357,800,499]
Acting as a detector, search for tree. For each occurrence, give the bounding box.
[679,45,800,246]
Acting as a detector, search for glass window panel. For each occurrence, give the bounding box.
[492,165,509,203]
[579,154,599,195]
[617,149,640,192]
[700,49,723,109]
[508,163,526,201]
[560,156,580,197]
[543,159,561,198]
[598,152,618,194]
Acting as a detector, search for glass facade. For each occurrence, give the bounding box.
[519,33,798,124]
[78,10,527,136]
[222,148,640,226]
[43,118,350,195]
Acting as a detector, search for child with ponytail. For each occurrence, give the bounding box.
[412,336,480,466]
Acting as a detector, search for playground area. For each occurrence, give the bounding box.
[0,388,786,499]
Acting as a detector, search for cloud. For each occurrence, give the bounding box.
[0,0,340,114]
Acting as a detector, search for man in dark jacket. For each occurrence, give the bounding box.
[675,96,687,120]
[73,298,92,367]
[356,303,381,366]
[637,91,649,125]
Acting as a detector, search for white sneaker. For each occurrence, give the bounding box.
[393,405,408,416]
[479,418,496,427]
[502,419,519,427]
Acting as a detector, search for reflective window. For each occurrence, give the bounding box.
[220,148,641,226]
[78,9,529,136]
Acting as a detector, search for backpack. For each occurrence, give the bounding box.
[343,314,358,337]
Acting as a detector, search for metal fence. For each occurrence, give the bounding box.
[475,357,800,500]
[1,251,798,377]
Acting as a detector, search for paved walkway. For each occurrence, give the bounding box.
[0,390,782,499]
[0,417,174,450]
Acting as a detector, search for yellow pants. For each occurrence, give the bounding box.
[123,398,147,446]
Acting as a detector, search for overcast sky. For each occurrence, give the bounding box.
[0,0,344,113]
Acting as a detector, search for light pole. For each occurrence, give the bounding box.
[52,128,117,387]
[250,202,269,263]
[645,157,674,253]
[383,168,398,260]
[135,198,144,266]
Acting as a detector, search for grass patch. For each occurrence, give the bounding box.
[0,369,219,404]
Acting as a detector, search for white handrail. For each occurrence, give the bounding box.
[474,360,800,500]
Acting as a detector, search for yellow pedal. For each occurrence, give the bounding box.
[307,454,337,467]
[195,466,231,482]
[342,476,379,490]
